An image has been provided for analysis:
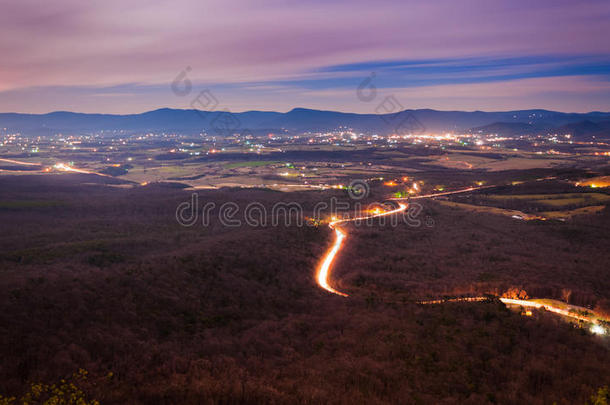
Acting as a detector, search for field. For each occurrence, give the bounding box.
[449,187,610,221]
[437,198,609,221]
[422,152,571,171]
[224,160,281,169]
[541,205,606,219]
[436,200,535,220]
[488,192,610,205]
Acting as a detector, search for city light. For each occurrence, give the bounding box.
[591,324,606,335]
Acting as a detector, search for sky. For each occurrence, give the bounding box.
[1,0,610,114]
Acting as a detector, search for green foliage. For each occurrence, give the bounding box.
[0,370,100,405]
[589,386,609,405]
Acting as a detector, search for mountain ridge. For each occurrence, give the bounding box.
[2,107,610,137]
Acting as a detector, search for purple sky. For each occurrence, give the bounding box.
[1,0,609,113]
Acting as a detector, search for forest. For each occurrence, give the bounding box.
[0,173,608,404]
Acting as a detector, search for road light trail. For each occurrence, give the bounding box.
[53,163,112,178]
[420,296,588,317]
[419,297,488,305]
[316,228,348,297]
[499,298,593,322]
[418,296,607,328]
[316,188,486,297]
[317,184,608,334]
[392,185,495,200]
[0,158,42,166]
[0,158,112,178]
[316,202,407,297]
[53,163,95,175]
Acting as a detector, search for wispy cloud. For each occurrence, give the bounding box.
[1,0,609,112]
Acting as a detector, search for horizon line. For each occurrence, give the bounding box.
[2,106,610,116]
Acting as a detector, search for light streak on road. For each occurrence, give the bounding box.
[316,184,491,297]
[53,163,111,177]
[419,297,487,305]
[424,296,592,323]
[392,185,494,200]
[316,202,407,297]
[0,158,42,166]
[0,158,113,178]
[316,228,348,297]
[0,168,42,173]
[498,298,592,322]
[420,296,607,327]
[54,163,92,174]
[316,182,609,334]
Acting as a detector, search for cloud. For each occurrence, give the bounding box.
[1,0,609,112]
[2,75,608,114]
[300,76,610,113]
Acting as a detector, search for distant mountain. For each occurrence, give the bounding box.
[469,122,554,136]
[554,120,610,139]
[1,107,609,136]
[470,119,610,140]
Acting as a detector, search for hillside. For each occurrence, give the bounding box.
[0,174,609,404]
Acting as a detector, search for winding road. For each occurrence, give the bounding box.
[316,185,493,297]
[316,186,492,297]
[316,202,407,297]
[314,185,608,334]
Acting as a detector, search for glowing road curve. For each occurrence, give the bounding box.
[316,202,408,297]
